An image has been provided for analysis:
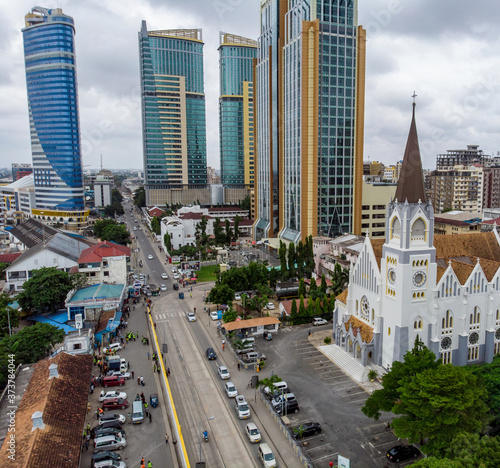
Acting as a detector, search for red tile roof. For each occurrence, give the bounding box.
[78,241,130,263]
[148,207,165,217]
[178,212,213,220]
[0,252,22,263]
[0,352,93,468]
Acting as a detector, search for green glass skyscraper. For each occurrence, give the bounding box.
[218,33,257,187]
[139,22,207,203]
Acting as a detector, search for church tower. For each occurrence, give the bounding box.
[377,99,437,367]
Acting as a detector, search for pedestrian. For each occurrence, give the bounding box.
[148,412,152,423]
[140,376,145,386]
[82,429,86,440]
[90,383,94,394]
[167,368,170,377]
[147,351,150,360]
[131,370,135,379]
[147,461,152,468]
[84,439,89,451]
[137,377,140,386]
[157,365,160,374]
[87,423,90,432]
[165,432,169,444]
[141,457,145,466]
[329,462,334,468]
[237,362,240,371]
[153,364,156,373]
[127,412,132,424]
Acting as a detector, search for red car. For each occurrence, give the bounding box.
[102,376,125,388]
[102,398,129,411]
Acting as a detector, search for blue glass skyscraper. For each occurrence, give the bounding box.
[139,22,207,204]
[219,33,257,187]
[22,7,85,218]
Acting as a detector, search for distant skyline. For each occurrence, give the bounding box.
[1,1,500,171]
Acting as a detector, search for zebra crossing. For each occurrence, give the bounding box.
[155,311,188,321]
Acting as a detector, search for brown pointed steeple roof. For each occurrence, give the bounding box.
[394,102,426,204]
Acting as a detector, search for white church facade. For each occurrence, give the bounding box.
[333,104,500,369]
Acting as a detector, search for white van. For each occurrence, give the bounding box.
[258,443,277,468]
[132,400,144,424]
[94,435,127,452]
[263,381,288,396]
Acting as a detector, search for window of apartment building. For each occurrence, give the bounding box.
[361,214,370,219]
[104,271,110,277]
[372,205,386,210]
[362,205,370,210]
[372,214,385,219]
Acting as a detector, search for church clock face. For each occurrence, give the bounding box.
[469,332,479,345]
[388,268,396,285]
[412,271,427,287]
[441,336,452,350]
[361,296,370,317]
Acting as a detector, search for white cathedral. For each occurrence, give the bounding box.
[333,103,500,369]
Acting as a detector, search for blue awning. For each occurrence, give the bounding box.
[29,315,77,334]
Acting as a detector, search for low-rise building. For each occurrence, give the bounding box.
[433,211,482,235]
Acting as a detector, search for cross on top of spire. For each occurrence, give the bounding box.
[412,91,417,104]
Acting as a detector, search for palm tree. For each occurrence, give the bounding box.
[256,374,282,395]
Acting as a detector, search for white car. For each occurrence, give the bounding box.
[210,311,219,321]
[148,255,153,260]
[187,312,197,322]
[160,284,167,291]
[225,381,238,398]
[313,317,328,326]
[234,293,241,301]
[107,370,131,380]
[104,343,122,353]
[235,395,250,419]
[161,273,168,279]
[99,391,127,402]
[245,422,262,443]
[265,302,275,310]
[218,365,230,380]
[173,273,180,280]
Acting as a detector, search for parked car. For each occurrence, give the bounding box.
[94,459,126,468]
[292,422,321,438]
[245,422,261,443]
[91,451,122,466]
[102,376,125,388]
[148,255,153,260]
[265,302,275,310]
[275,400,299,415]
[224,381,238,398]
[173,283,179,291]
[258,443,277,468]
[99,391,127,402]
[161,273,168,279]
[386,445,420,463]
[234,293,241,301]
[206,348,217,360]
[102,398,129,411]
[104,343,122,353]
[106,371,131,380]
[218,366,230,380]
[93,435,127,452]
[210,311,219,321]
[98,414,126,426]
[313,317,328,326]
[235,395,251,419]
[160,284,167,291]
[271,393,296,409]
[91,426,127,439]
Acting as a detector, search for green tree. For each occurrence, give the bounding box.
[17,267,73,314]
[362,338,441,420]
[290,299,298,323]
[279,241,288,280]
[164,232,172,252]
[151,216,161,236]
[269,268,279,289]
[306,298,315,317]
[288,243,296,278]
[240,195,251,212]
[249,294,269,317]
[224,219,233,245]
[70,272,90,291]
[214,222,225,245]
[0,293,19,337]
[314,298,322,317]
[233,215,241,240]
[133,186,146,207]
[298,278,306,298]
[94,219,130,245]
[209,284,234,305]
[222,308,238,323]
[412,459,460,468]
[256,374,282,393]
[331,262,349,296]
[393,365,490,455]
[320,274,327,294]
[298,295,306,317]
[1,322,64,366]
[195,216,209,248]
[0,262,8,280]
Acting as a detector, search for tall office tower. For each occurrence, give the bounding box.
[139,22,207,204]
[22,7,86,221]
[254,0,365,243]
[218,33,258,187]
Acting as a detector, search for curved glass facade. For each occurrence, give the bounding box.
[22,7,84,211]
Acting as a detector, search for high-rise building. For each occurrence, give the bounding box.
[218,32,257,187]
[254,0,365,243]
[22,7,87,227]
[12,163,33,182]
[139,22,207,204]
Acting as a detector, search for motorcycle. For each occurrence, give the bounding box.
[202,431,208,443]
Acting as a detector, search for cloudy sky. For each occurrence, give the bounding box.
[1,0,500,172]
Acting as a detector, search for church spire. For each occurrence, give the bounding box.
[394,95,426,204]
